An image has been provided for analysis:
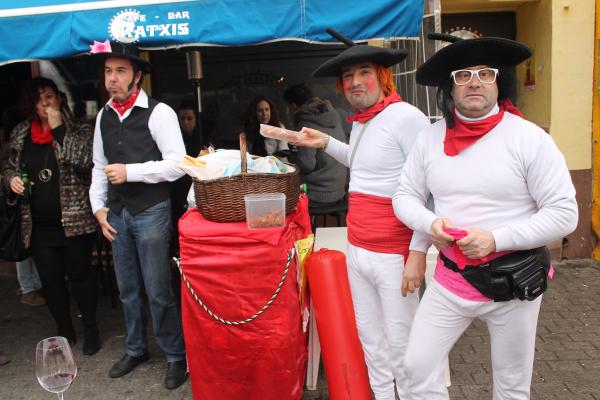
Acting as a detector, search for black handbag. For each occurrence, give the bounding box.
[440,247,551,302]
[0,188,30,261]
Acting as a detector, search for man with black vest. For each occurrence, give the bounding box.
[89,42,187,389]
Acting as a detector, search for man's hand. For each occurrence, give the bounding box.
[402,251,426,297]
[46,107,63,129]
[94,208,117,241]
[430,218,454,249]
[289,127,328,149]
[456,228,496,259]
[9,176,25,195]
[104,164,127,185]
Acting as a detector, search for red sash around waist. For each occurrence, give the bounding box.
[346,192,413,258]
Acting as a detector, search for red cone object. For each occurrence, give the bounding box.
[306,249,371,399]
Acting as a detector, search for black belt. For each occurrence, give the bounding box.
[439,247,550,302]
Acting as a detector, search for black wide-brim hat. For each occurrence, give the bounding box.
[89,41,151,73]
[312,28,408,78]
[416,36,531,86]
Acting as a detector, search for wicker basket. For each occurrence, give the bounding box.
[193,133,300,222]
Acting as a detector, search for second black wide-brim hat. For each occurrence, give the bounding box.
[90,41,151,73]
[312,45,408,78]
[416,37,531,86]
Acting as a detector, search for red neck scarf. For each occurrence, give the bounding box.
[30,119,54,145]
[346,92,403,124]
[112,88,140,116]
[444,99,523,157]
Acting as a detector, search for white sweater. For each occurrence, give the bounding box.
[392,111,578,251]
[326,101,432,251]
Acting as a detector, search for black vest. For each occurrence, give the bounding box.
[101,98,170,215]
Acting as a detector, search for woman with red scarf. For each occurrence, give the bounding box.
[291,38,431,399]
[1,78,100,355]
[393,35,578,399]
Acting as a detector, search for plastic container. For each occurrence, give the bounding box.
[244,193,286,229]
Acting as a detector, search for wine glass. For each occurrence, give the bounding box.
[35,337,77,400]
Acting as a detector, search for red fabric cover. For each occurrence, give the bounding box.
[30,119,54,144]
[346,92,403,123]
[444,99,523,156]
[306,249,371,400]
[178,195,311,400]
[346,192,413,259]
[442,226,510,269]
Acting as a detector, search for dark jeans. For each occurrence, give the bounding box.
[107,199,185,362]
[31,233,97,338]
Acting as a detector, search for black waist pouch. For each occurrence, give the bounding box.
[440,247,551,302]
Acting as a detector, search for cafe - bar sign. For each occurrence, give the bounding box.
[109,8,190,43]
[0,0,424,65]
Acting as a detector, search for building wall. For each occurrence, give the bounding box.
[549,1,595,258]
[515,1,552,130]
[549,0,594,171]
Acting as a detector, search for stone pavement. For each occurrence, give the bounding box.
[0,258,599,399]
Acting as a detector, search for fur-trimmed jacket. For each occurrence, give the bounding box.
[1,104,97,247]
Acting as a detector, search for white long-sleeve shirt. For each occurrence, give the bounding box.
[89,90,186,214]
[325,101,432,252]
[393,108,578,252]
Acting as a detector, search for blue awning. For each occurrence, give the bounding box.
[0,0,424,65]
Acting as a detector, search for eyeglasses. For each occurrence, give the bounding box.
[450,68,499,85]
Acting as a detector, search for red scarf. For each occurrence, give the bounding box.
[444,99,523,156]
[346,192,413,259]
[112,88,140,116]
[30,119,54,145]
[346,92,403,124]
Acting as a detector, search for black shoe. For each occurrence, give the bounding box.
[108,352,150,378]
[83,328,101,356]
[164,359,188,390]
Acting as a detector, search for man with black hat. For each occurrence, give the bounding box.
[393,35,578,399]
[290,33,430,399]
[88,41,188,389]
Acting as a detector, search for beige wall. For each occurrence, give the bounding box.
[548,0,594,170]
[515,1,552,130]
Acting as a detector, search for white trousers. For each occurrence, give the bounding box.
[346,243,420,400]
[405,279,542,400]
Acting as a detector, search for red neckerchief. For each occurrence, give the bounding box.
[444,99,523,157]
[346,92,403,123]
[30,119,54,145]
[112,88,140,116]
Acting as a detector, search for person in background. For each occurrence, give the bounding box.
[1,77,100,355]
[243,95,288,156]
[89,42,187,389]
[393,35,578,400]
[177,98,203,157]
[289,38,431,399]
[16,257,45,305]
[283,83,347,207]
[1,141,45,306]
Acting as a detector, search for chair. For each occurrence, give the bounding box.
[309,196,348,230]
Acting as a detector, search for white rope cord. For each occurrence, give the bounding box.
[173,247,295,326]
